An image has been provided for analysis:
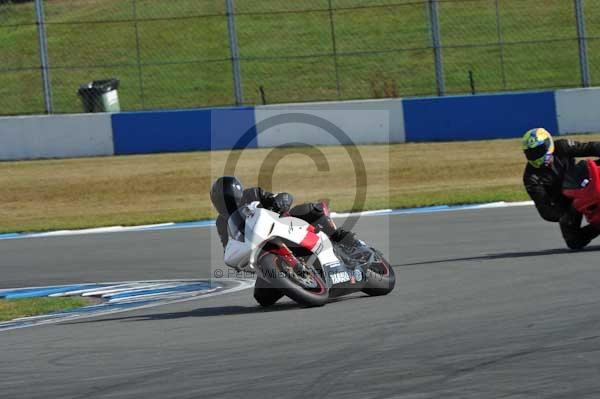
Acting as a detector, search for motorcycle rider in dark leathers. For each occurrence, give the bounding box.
[522,128,600,249]
[210,176,360,249]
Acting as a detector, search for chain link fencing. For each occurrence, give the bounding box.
[1,0,600,116]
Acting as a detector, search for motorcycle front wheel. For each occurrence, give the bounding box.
[253,277,284,307]
[257,253,329,307]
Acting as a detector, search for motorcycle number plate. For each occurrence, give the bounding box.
[330,271,351,284]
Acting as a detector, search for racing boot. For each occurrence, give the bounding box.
[331,228,363,249]
[288,202,363,248]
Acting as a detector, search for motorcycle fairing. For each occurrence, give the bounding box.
[224,202,340,272]
[563,159,600,225]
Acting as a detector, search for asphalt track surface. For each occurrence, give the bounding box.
[2,206,600,399]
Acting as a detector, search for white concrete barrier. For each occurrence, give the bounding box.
[254,98,405,148]
[0,113,114,161]
[6,88,600,162]
[556,88,600,134]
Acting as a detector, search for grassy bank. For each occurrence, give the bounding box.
[0,297,88,322]
[0,0,594,115]
[4,135,598,233]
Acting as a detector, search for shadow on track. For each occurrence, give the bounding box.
[395,245,600,268]
[64,294,365,325]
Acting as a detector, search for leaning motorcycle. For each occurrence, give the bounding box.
[223,201,395,307]
[562,158,600,226]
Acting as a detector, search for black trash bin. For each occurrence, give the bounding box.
[77,79,120,113]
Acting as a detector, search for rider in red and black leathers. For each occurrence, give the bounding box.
[211,177,357,248]
[523,130,600,249]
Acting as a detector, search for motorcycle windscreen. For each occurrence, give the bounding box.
[562,160,590,190]
[227,209,246,242]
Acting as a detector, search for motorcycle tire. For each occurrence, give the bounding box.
[362,256,396,296]
[258,253,329,307]
[253,277,284,307]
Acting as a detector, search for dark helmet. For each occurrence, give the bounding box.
[210,176,243,215]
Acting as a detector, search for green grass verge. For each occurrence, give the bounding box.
[1,0,599,115]
[2,134,597,234]
[5,134,588,234]
[0,297,89,322]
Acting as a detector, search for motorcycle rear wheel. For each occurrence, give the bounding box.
[362,256,396,296]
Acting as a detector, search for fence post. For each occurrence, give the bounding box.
[574,0,591,87]
[428,0,445,96]
[35,0,53,114]
[226,0,244,106]
[132,0,146,109]
[494,0,507,90]
[327,0,341,99]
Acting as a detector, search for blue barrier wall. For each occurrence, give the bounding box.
[211,108,259,151]
[403,91,559,142]
[111,107,257,155]
[8,88,597,161]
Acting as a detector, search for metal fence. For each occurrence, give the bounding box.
[1,0,600,116]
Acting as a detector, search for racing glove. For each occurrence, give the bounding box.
[272,192,293,214]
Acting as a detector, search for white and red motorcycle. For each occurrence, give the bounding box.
[224,201,395,307]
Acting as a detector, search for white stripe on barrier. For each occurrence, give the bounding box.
[254,99,405,148]
[556,88,600,134]
[0,113,114,161]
